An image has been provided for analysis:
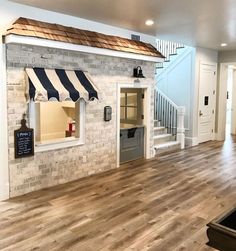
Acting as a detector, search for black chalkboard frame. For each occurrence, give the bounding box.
[14,117,34,159]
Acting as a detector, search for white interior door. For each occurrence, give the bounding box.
[198,63,216,143]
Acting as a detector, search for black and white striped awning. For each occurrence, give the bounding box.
[25,68,99,102]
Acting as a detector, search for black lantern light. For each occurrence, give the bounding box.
[133,66,145,78]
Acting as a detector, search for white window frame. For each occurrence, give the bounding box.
[29,100,85,152]
[120,89,142,124]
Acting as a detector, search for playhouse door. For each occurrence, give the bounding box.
[120,88,144,163]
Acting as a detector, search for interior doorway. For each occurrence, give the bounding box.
[226,66,233,137]
[217,63,236,141]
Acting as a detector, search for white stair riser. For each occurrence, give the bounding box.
[154,120,161,127]
[154,128,167,136]
[155,143,181,155]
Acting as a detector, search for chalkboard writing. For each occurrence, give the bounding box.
[14,117,34,159]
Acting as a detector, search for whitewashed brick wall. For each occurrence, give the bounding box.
[6,44,156,197]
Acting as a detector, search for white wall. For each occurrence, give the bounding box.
[216,51,236,140]
[216,63,228,140]
[216,50,236,140]
[0,39,9,200]
[0,0,157,46]
[218,50,236,64]
[156,46,196,140]
[156,46,218,146]
[231,70,236,135]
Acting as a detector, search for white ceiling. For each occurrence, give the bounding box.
[10,0,236,51]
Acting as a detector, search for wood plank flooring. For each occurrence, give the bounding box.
[1,138,236,251]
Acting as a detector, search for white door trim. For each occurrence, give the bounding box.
[116,82,152,167]
[197,61,217,143]
[0,43,9,201]
[231,69,236,135]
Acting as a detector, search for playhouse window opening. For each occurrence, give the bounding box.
[30,100,81,145]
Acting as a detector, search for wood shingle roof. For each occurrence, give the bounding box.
[6,17,164,58]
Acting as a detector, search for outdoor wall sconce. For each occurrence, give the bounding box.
[133,66,145,78]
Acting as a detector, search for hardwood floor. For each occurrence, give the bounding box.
[1,138,236,251]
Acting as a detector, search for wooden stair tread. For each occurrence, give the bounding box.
[154,133,172,139]
[154,126,165,131]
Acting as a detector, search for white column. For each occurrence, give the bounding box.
[0,40,9,201]
[177,106,185,149]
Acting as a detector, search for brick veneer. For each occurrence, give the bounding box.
[6,44,155,197]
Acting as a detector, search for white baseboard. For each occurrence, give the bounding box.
[215,132,225,141]
[185,137,198,147]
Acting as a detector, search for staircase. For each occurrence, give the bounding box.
[156,39,185,69]
[154,39,186,155]
[154,125,181,155]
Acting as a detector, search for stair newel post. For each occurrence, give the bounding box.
[177,106,185,149]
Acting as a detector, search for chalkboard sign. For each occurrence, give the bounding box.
[14,116,34,159]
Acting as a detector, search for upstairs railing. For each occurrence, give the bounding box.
[156,39,185,68]
[154,88,185,149]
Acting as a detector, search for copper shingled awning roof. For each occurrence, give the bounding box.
[6,17,164,58]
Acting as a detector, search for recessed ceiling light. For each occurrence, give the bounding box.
[221,43,227,47]
[145,20,154,26]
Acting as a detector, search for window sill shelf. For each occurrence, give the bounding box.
[35,137,84,153]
